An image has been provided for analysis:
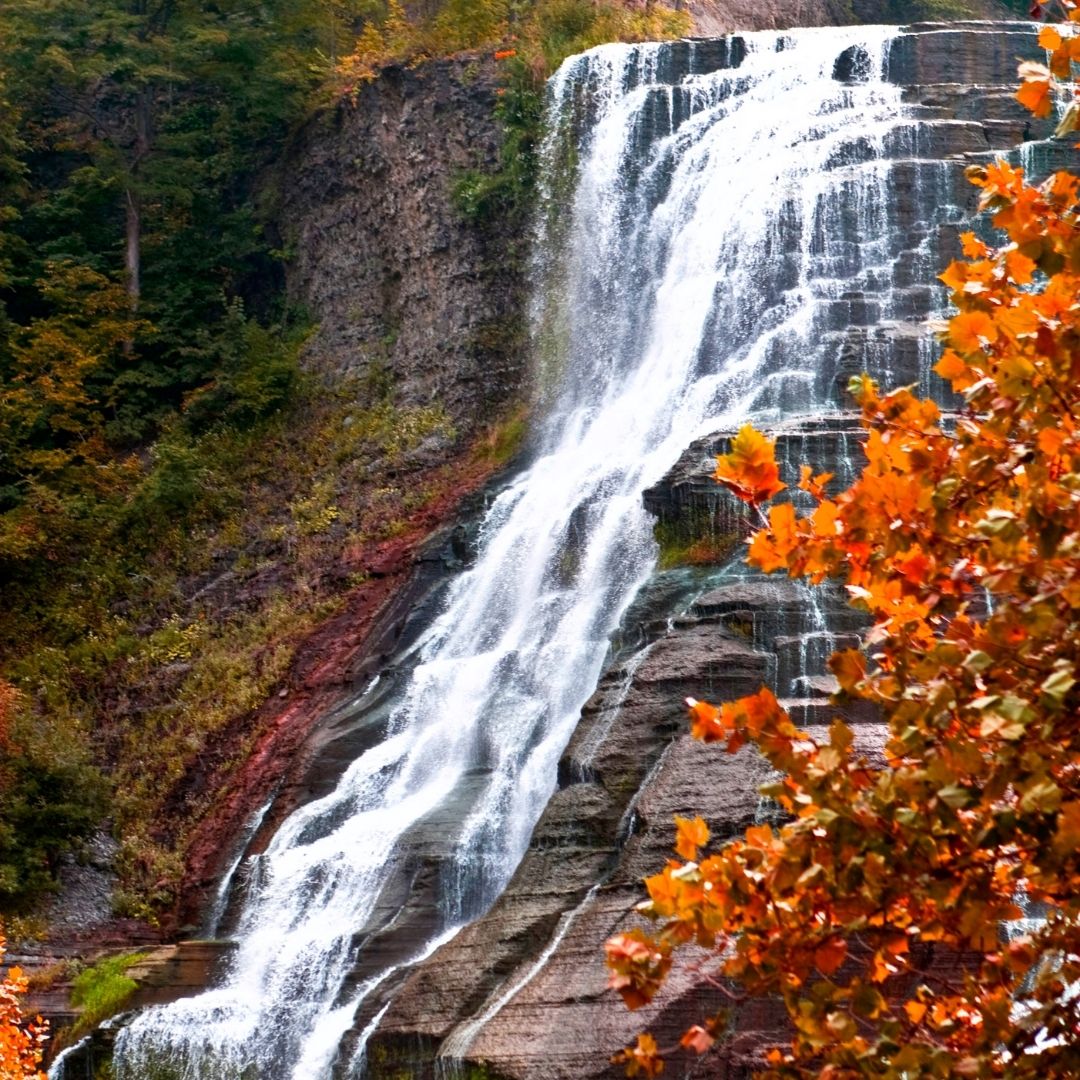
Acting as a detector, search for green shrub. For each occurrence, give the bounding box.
[180,304,306,433]
[0,710,107,911]
[69,952,145,1034]
[453,58,543,227]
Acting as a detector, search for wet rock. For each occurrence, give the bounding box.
[366,415,877,1076]
[363,25,1048,1072]
[886,23,1037,90]
[834,43,872,83]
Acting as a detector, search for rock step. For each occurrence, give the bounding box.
[887,24,1038,88]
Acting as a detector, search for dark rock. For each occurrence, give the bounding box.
[834,44,872,83]
[886,24,1037,89]
[363,25,1045,1077]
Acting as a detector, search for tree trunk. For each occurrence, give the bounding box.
[125,185,140,310]
[124,83,151,329]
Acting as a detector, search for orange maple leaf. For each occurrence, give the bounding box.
[814,938,848,976]
[714,425,786,506]
[949,310,999,354]
[674,815,710,861]
[1017,76,1054,118]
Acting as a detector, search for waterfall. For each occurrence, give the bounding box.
[97,24,959,1079]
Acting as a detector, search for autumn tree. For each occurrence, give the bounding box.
[0,0,339,446]
[607,8,1080,1077]
[0,931,47,1080]
[0,0,342,308]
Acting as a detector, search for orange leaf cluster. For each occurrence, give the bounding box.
[1017,4,1080,135]
[714,424,786,507]
[0,935,47,1079]
[607,22,1080,1078]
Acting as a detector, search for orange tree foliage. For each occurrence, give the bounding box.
[607,12,1080,1080]
[0,934,46,1079]
[331,0,690,93]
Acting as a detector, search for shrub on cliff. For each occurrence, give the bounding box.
[332,0,691,92]
[607,10,1080,1078]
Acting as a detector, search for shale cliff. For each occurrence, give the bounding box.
[173,56,534,930]
[281,55,528,431]
[684,0,1014,37]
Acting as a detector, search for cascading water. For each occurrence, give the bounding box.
[93,24,983,1079]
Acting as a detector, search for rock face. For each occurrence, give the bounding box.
[364,427,873,1080]
[685,0,1013,37]
[363,23,1057,1079]
[280,56,528,436]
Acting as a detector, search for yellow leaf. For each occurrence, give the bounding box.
[959,232,989,258]
[714,424,786,506]
[934,349,968,385]
[1054,801,1080,855]
[829,649,866,694]
[1005,249,1037,285]
[905,1000,928,1025]
[1038,427,1066,455]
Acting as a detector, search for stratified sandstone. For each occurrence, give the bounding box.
[281,56,528,437]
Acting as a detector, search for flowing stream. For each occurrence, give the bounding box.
[95,24,965,1079]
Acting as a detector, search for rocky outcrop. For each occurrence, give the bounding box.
[686,0,1014,37]
[31,942,236,1075]
[280,56,528,436]
[687,0,854,36]
[365,425,873,1080]
[363,22,1060,1078]
[175,450,513,936]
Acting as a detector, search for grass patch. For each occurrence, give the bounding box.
[0,358,478,918]
[68,952,146,1036]
[475,405,530,468]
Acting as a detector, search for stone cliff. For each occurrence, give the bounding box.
[281,54,528,435]
[27,54,531,1066]
[679,0,1015,38]
[363,22,1061,1079]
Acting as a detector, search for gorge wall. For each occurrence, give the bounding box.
[686,0,1015,37]
[281,54,529,436]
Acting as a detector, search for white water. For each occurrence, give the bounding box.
[99,26,939,1079]
[204,798,272,938]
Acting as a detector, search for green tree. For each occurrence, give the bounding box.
[0,72,27,367]
[0,0,332,441]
